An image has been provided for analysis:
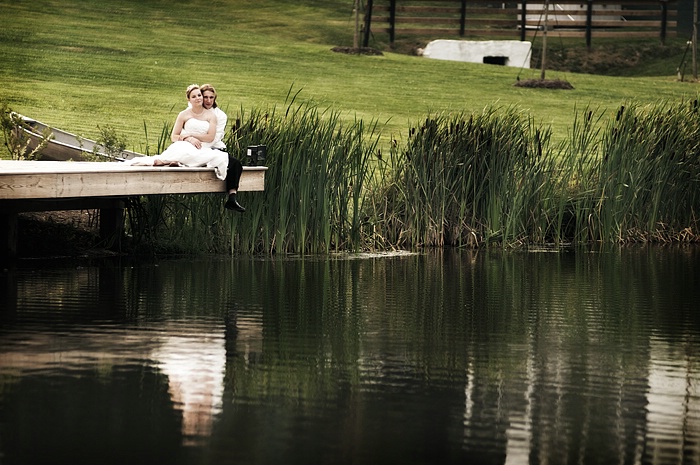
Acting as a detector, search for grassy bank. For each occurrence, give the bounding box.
[0,0,696,154]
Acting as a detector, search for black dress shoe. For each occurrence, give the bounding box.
[225,194,245,212]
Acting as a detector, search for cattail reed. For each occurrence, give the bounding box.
[368,107,558,248]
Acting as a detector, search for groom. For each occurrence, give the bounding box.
[200,84,245,213]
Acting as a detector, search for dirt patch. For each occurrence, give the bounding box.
[514,78,574,89]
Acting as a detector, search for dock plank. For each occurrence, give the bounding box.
[0,160,268,258]
[0,160,266,200]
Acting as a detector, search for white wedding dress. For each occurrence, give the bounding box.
[127,119,229,180]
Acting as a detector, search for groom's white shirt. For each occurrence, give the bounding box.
[210,107,227,150]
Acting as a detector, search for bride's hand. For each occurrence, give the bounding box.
[185,136,202,149]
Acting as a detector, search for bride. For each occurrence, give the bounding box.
[127,84,229,180]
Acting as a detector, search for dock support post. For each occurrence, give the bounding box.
[0,212,18,261]
[100,202,124,252]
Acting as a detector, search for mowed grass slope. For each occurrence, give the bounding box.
[0,0,697,155]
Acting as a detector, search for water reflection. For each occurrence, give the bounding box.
[153,327,226,445]
[0,248,699,465]
[646,336,700,463]
[0,319,229,449]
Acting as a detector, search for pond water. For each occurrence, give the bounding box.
[1,247,699,465]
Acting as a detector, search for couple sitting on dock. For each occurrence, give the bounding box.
[126,83,245,212]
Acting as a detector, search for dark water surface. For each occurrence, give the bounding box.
[1,248,699,465]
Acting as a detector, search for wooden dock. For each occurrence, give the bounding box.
[0,160,267,258]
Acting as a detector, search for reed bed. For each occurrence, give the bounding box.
[550,106,605,244]
[227,100,380,254]
[367,108,559,248]
[121,97,700,255]
[565,100,700,244]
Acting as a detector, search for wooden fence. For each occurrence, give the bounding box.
[364,0,677,46]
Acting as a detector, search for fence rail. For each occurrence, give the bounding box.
[366,0,676,46]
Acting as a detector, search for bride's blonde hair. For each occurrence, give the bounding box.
[186,84,200,98]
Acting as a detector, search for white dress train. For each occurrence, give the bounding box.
[127,119,229,180]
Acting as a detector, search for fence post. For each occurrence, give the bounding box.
[586,0,593,48]
[520,0,527,41]
[389,0,396,44]
[363,0,374,47]
[461,0,467,36]
[660,0,668,45]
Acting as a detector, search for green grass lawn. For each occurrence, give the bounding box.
[1,0,697,155]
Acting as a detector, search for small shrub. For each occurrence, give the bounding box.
[93,124,128,160]
[0,102,51,160]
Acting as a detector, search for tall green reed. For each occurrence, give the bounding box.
[588,100,700,243]
[371,107,557,248]
[225,96,379,254]
[552,106,604,244]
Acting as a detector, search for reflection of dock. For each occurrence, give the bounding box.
[0,160,267,257]
[0,325,230,446]
[0,262,265,448]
